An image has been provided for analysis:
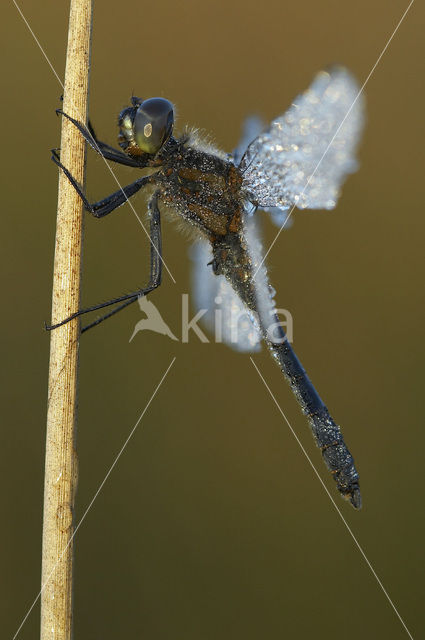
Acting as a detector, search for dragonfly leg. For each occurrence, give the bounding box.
[46,192,163,332]
[51,150,152,217]
[56,109,143,167]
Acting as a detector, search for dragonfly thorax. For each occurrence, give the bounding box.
[156,141,245,239]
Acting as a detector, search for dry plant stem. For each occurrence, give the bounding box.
[41,2,93,639]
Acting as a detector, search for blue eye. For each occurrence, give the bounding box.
[133,98,174,154]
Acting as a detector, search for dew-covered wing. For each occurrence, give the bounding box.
[241,67,365,210]
[189,240,261,352]
[234,117,293,228]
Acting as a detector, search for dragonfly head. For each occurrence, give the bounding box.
[118,97,174,157]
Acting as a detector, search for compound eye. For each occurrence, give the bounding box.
[133,97,174,154]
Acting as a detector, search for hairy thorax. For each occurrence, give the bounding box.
[154,141,245,240]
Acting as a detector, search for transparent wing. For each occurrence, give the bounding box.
[189,240,261,352]
[241,67,365,210]
[264,206,293,229]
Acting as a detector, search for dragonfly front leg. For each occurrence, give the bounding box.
[46,192,163,332]
[51,150,152,217]
[56,109,144,167]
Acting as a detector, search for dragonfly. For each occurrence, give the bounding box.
[49,67,365,508]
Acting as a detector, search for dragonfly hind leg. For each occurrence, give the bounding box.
[46,192,163,333]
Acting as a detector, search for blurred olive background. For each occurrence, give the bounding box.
[3,1,424,638]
